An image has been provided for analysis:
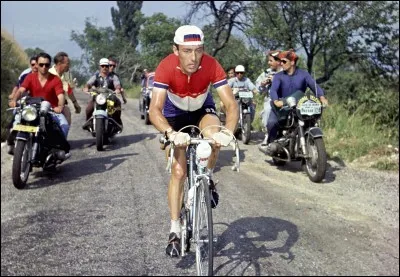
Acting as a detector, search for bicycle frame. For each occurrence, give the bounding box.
[164,125,240,276]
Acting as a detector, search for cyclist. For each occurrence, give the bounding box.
[149,25,239,257]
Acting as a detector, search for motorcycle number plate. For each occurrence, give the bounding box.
[299,101,321,115]
[13,124,38,133]
[239,91,253,98]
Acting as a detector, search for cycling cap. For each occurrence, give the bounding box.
[99,58,109,65]
[174,25,204,46]
[235,65,245,72]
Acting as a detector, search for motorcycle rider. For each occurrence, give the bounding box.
[49,51,81,126]
[108,55,128,104]
[220,65,258,122]
[6,55,39,155]
[265,49,328,154]
[256,50,282,148]
[9,52,71,156]
[83,58,123,129]
[149,25,239,257]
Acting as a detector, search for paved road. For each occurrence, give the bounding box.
[1,90,399,275]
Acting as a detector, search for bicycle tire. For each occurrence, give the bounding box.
[194,178,213,276]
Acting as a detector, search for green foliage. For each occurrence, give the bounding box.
[138,13,182,71]
[1,29,29,141]
[248,1,399,83]
[24,47,46,58]
[321,103,398,163]
[322,70,399,132]
[111,1,144,48]
[70,17,139,83]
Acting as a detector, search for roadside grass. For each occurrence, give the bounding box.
[124,84,142,99]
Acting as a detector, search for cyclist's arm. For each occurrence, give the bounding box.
[148,86,172,134]
[216,84,239,133]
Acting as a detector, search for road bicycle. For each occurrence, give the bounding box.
[162,125,240,276]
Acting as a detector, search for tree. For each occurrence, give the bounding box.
[71,17,138,77]
[111,1,145,48]
[185,1,251,57]
[248,1,399,83]
[25,47,46,58]
[138,13,182,71]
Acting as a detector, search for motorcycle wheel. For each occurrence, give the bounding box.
[140,100,145,120]
[144,109,151,125]
[96,117,105,151]
[241,114,252,144]
[12,139,32,189]
[303,137,327,183]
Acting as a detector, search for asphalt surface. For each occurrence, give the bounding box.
[1,90,399,276]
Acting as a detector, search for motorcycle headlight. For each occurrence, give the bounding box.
[96,93,107,105]
[22,105,38,121]
[286,96,297,108]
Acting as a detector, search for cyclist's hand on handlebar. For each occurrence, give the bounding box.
[169,131,190,147]
[212,130,234,147]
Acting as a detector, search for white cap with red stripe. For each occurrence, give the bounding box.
[173,25,204,46]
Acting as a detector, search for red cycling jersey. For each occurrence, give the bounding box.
[154,53,227,117]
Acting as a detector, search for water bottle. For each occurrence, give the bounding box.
[196,141,212,168]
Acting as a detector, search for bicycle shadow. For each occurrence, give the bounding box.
[175,216,299,276]
[26,153,136,189]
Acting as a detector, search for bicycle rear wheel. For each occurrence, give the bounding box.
[194,178,213,276]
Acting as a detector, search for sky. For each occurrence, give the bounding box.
[1,1,197,59]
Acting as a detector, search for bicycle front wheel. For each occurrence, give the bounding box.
[194,178,213,276]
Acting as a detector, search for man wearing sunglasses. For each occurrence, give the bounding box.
[83,58,123,128]
[266,49,329,148]
[9,52,71,156]
[108,56,127,104]
[256,50,282,148]
[220,65,258,122]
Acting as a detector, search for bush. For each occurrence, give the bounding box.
[1,29,29,141]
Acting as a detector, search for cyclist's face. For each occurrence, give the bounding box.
[174,44,204,75]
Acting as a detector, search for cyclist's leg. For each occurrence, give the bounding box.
[166,147,187,257]
[199,113,221,208]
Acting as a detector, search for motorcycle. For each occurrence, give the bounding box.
[234,88,255,144]
[262,90,327,183]
[9,96,70,189]
[83,87,123,151]
[139,72,155,125]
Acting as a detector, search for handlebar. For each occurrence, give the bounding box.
[165,125,240,173]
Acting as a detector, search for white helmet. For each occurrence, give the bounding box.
[235,65,245,73]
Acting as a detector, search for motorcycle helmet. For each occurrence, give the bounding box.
[235,65,245,73]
